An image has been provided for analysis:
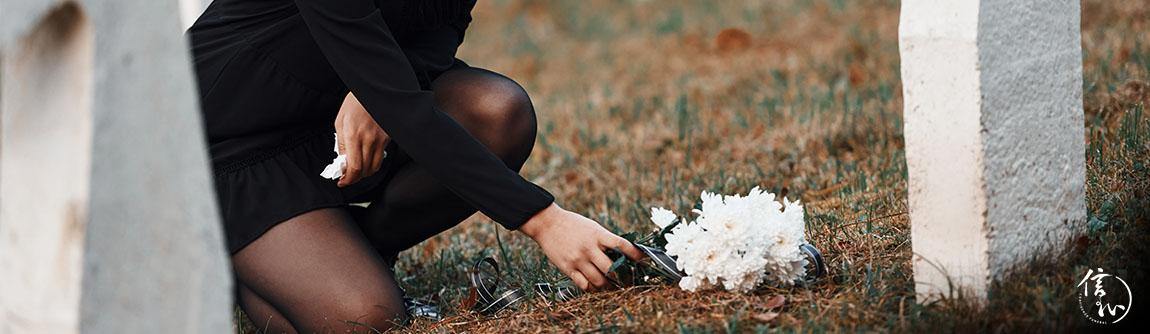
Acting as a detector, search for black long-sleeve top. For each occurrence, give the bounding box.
[189,0,554,230]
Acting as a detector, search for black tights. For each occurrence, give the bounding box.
[232,66,538,334]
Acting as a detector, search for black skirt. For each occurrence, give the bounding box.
[188,0,554,254]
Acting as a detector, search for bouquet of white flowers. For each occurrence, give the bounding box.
[462,187,825,315]
[646,187,821,293]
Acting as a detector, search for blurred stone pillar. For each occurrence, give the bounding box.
[179,0,209,30]
[899,0,1086,301]
[0,1,231,333]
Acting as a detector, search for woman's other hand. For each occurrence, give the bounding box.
[519,203,647,291]
[335,92,390,187]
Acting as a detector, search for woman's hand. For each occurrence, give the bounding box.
[335,92,390,187]
[519,203,647,291]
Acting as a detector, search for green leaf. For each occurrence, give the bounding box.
[1098,199,1117,219]
[608,248,628,273]
[1087,216,1109,236]
[650,217,682,248]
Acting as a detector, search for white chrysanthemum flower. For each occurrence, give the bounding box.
[678,276,703,291]
[652,187,809,293]
[650,207,678,229]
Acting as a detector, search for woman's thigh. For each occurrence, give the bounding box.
[232,207,407,333]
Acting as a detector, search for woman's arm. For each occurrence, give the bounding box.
[295,0,551,226]
[295,0,643,289]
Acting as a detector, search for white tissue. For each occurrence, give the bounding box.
[320,134,346,180]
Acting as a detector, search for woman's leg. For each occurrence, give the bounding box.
[233,207,408,334]
[237,284,296,333]
[356,66,539,257]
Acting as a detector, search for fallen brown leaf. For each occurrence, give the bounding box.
[753,312,779,322]
[460,287,479,310]
[761,295,785,310]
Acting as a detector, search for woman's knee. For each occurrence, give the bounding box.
[331,295,408,332]
[464,73,534,129]
[434,68,538,166]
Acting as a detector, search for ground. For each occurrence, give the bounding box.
[237,0,1149,332]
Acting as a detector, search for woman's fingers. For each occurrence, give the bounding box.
[605,234,647,261]
[368,141,384,175]
[567,269,590,291]
[362,136,381,175]
[336,130,348,156]
[339,131,388,187]
[579,262,608,290]
[335,130,349,186]
[339,133,363,187]
[590,248,614,277]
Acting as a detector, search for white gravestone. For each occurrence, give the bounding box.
[899,0,1086,301]
[0,0,231,333]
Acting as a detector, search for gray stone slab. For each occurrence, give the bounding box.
[0,0,231,333]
